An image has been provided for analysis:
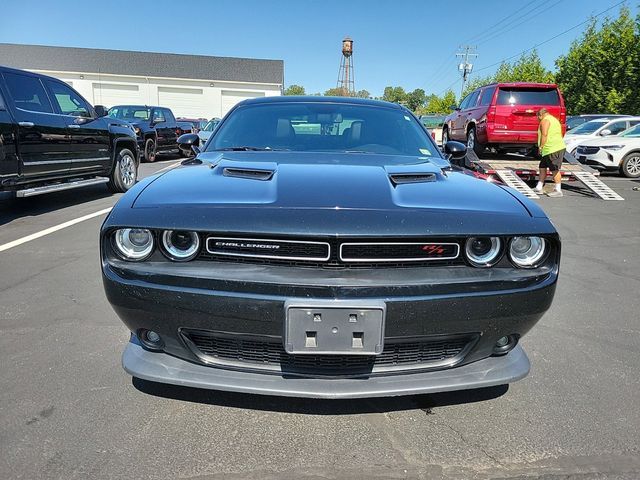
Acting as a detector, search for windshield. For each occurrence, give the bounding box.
[202,119,220,132]
[208,102,439,157]
[569,120,608,135]
[108,106,152,121]
[621,124,640,137]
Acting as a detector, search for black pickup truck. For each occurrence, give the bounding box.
[107,105,182,162]
[0,66,139,197]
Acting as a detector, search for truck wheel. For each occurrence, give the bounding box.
[620,152,640,178]
[466,127,485,157]
[144,138,157,163]
[108,148,138,193]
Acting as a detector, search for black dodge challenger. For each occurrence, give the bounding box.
[101,96,559,399]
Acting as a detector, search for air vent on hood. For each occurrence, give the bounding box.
[222,167,274,181]
[389,173,436,186]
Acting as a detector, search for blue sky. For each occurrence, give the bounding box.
[1,0,636,97]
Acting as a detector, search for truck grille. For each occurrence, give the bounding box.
[200,236,464,268]
[182,330,476,376]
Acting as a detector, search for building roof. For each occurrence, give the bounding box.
[0,43,284,85]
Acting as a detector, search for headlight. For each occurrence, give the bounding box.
[161,230,200,261]
[600,145,624,150]
[465,237,502,267]
[113,228,154,260]
[509,236,547,268]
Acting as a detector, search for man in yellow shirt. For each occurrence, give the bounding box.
[535,108,566,198]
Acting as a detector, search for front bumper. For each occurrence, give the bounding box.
[576,150,619,170]
[124,339,530,399]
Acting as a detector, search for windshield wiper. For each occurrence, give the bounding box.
[213,146,289,152]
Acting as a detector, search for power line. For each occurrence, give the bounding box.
[473,0,627,75]
[476,0,565,46]
[456,46,478,99]
[469,0,557,45]
[461,0,540,44]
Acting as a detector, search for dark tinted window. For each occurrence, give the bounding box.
[3,72,53,113]
[108,106,151,120]
[46,81,91,117]
[459,94,471,110]
[466,90,480,109]
[479,87,496,106]
[0,90,5,110]
[607,121,628,135]
[209,103,439,157]
[162,108,176,123]
[496,87,560,106]
[152,109,166,123]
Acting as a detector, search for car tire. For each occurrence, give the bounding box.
[107,148,138,193]
[466,127,485,157]
[620,152,640,178]
[144,138,157,163]
[441,127,449,145]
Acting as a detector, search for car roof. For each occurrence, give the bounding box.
[478,82,559,89]
[238,95,405,110]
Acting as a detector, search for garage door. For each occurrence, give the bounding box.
[92,83,141,108]
[157,86,205,118]
[221,90,265,117]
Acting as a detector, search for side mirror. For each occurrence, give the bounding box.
[94,105,108,117]
[443,141,467,160]
[178,133,200,156]
[600,129,612,136]
[450,105,460,111]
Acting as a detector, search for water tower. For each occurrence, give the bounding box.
[336,37,355,96]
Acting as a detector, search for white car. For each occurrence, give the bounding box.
[575,123,640,178]
[197,118,221,145]
[564,116,640,154]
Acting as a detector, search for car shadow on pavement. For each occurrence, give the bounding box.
[132,377,508,414]
[0,184,114,226]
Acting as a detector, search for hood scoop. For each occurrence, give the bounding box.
[222,167,275,181]
[389,172,437,186]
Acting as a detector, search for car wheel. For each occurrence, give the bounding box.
[107,148,138,193]
[620,152,640,178]
[441,128,449,145]
[144,138,157,163]
[467,127,485,157]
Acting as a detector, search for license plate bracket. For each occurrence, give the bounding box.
[284,301,385,355]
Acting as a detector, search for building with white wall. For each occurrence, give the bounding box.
[0,43,283,118]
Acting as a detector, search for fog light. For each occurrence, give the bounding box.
[493,334,518,355]
[146,330,161,343]
[139,329,164,351]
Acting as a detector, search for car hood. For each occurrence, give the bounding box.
[104,151,557,236]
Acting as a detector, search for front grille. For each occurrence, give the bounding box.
[200,236,465,268]
[182,330,475,376]
[576,146,600,155]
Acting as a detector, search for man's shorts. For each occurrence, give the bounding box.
[539,149,565,172]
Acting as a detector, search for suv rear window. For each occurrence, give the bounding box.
[496,88,560,106]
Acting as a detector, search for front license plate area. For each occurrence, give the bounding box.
[284,301,385,355]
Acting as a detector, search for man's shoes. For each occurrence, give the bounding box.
[546,190,563,198]
[533,186,544,194]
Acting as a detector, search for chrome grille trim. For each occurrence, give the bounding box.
[205,236,331,262]
[339,242,460,262]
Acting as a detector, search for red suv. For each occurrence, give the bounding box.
[442,82,566,156]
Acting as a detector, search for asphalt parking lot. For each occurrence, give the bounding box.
[1,160,639,480]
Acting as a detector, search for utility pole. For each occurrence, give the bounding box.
[456,46,478,99]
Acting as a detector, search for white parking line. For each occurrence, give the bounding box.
[0,207,113,253]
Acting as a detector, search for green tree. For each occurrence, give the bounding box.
[424,90,457,114]
[324,87,349,96]
[406,88,426,112]
[283,84,306,96]
[355,89,371,98]
[382,86,408,105]
[555,7,639,114]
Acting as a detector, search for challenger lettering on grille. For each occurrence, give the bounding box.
[214,241,280,250]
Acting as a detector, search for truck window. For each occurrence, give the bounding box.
[467,90,480,109]
[162,108,176,123]
[3,72,54,113]
[479,87,496,106]
[496,88,560,106]
[46,81,91,117]
[152,109,166,123]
